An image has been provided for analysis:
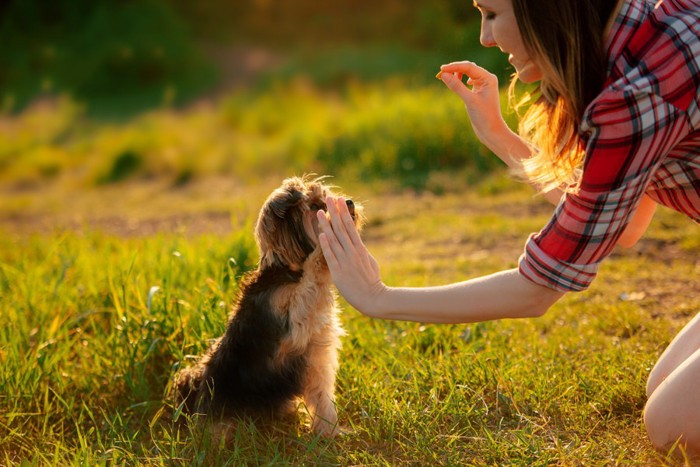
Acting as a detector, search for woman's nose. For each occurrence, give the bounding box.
[480,21,497,47]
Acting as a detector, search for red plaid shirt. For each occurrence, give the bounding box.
[519,0,700,292]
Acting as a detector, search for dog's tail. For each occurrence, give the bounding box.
[173,365,204,416]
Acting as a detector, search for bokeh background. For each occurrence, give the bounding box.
[0,0,519,234]
[1,0,508,111]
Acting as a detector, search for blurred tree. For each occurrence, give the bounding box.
[0,0,508,114]
[0,0,213,114]
[165,0,509,82]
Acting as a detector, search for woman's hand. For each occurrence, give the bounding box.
[316,196,386,316]
[317,197,564,324]
[439,61,511,153]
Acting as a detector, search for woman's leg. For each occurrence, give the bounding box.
[644,312,700,457]
[646,312,700,398]
[643,348,700,457]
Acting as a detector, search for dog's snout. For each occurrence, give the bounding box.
[345,199,355,216]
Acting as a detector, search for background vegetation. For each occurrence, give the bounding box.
[0,0,513,192]
[1,0,698,465]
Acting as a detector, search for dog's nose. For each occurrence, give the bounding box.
[345,199,355,216]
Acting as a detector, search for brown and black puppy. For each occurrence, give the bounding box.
[174,176,363,437]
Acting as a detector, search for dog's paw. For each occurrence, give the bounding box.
[311,418,341,438]
[310,407,339,438]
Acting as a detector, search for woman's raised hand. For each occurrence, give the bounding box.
[438,61,511,152]
[316,197,386,316]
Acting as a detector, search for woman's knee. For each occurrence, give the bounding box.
[645,366,662,399]
[644,351,700,457]
[644,394,699,456]
[646,312,700,398]
[643,395,673,451]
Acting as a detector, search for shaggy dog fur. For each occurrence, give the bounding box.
[173,176,363,437]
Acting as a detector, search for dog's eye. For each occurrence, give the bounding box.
[310,203,326,212]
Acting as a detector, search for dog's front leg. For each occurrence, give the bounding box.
[273,250,334,367]
[272,291,331,367]
[302,339,340,437]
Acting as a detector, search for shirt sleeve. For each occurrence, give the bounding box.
[519,87,690,292]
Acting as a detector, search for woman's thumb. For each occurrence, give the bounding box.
[440,72,472,104]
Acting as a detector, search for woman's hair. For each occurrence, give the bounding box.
[510,0,618,193]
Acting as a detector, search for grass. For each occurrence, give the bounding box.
[0,171,697,465]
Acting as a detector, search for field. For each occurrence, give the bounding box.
[1,157,698,465]
[1,14,699,464]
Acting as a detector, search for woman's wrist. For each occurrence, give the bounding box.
[356,281,391,319]
[481,122,530,167]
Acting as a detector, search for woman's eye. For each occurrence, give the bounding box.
[485,12,496,20]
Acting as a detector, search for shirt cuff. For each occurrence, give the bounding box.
[518,234,600,292]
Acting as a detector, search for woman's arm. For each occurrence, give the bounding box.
[439,62,564,205]
[317,197,565,324]
[617,194,657,248]
[369,268,564,324]
[439,61,661,236]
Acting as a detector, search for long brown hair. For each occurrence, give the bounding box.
[510,0,618,193]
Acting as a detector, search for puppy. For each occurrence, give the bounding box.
[174,176,363,437]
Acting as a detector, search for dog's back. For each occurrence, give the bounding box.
[175,265,309,418]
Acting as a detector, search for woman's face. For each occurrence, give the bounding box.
[474,0,543,83]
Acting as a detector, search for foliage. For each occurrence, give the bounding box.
[0,0,508,115]
[0,79,520,191]
[0,0,214,114]
[314,82,501,189]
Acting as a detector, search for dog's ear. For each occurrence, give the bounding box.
[269,188,304,220]
[260,187,304,234]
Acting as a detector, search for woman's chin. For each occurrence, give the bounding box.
[516,62,543,84]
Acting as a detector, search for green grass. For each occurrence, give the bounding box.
[1,174,697,465]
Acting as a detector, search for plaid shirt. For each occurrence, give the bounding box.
[519,0,700,292]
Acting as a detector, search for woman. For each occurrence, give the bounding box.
[316,0,700,456]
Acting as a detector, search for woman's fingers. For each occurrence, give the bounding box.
[439,61,498,93]
[325,196,356,253]
[438,59,505,148]
[440,72,471,102]
[440,61,492,81]
[317,208,346,264]
[316,196,384,315]
[335,197,364,249]
[318,232,340,272]
[317,196,368,267]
